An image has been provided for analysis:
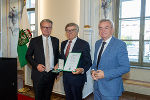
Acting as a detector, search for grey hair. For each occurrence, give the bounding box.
[65,23,79,32]
[40,19,53,27]
[99,19,114,28]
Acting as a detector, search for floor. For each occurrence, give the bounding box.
[18,70,150,100]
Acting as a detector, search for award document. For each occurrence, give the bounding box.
[63,53,81,72]
[52,59,64,73]
[58,59,64,70]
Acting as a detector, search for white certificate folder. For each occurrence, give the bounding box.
[63,53,81,72]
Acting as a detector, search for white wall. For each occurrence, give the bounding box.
[123,67,150,95]
[38,0,80,43]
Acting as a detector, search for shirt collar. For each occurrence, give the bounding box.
[103,36,112,44]
[68,37,77,43]
[42,35,50,40]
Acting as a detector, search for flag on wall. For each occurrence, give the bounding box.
[17,6,32,68]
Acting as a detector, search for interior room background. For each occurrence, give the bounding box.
[0,0,150,98]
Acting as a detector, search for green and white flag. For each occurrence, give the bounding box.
[17,6,32,68]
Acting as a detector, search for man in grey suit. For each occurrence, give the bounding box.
[26,19,59,100]
[91,19,130,100]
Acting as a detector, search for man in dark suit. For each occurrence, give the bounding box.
[26,19,59,100]
[60,23,92,100]
[91,19,130,100]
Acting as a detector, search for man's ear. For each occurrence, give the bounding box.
[111,28,115,35]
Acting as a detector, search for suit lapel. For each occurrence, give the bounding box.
[37,36,45,63]
[96,40,102,52]
[51,36,56,56]
[38,35,44,54]
[102,37,115,58]
[72,38,80,52]
[95,40,102,59]
[62,40,68,59]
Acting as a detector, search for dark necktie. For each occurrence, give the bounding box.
[65,40,72,57]
[97,42,106,68]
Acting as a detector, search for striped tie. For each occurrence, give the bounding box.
[97,42,106,69]
[65,40,72,58]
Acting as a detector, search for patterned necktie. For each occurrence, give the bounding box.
[97,42,106,68]
[65,40,72,58]
[45,37,50,72]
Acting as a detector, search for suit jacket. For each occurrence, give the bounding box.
[26,35,59,82]
[61,37,92,87]
[91,36,130,96]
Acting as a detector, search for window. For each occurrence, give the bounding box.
[119,0,150,67]
[26,0,35,31]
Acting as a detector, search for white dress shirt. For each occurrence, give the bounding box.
[64,37,77,54]
[42,35,54,70]
[97,36,112,61]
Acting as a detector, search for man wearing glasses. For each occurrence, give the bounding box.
[60,23,92,100]
[91,19,130,100]
[26,19,59,100]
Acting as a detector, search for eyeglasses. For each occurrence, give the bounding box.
[65,29,77,33]
[41,26,52,30]
[98,26,112,31]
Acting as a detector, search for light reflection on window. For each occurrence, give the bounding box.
[119,0,150,66]
[26,0,35,9]
[26,0,35,31]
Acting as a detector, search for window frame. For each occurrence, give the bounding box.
[118,0,150,67]
[26,0,35,32]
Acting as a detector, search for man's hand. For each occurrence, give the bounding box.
[72,68,84,74]
[37,64,45,72]
[54,64,58,70]
[94,70,104,79]
[91,70,98,80]
[57,71,63,79]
